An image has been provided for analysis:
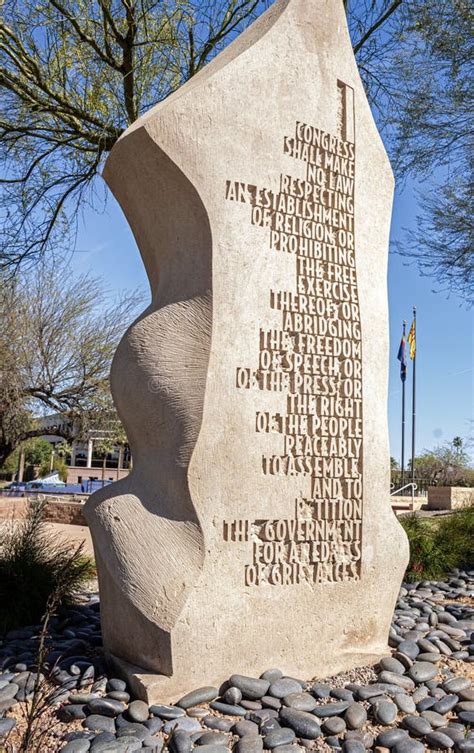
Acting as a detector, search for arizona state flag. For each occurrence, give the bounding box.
[408,319,416,360]
[397,331,407,382]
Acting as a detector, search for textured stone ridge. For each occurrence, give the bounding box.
[85,0,408,699]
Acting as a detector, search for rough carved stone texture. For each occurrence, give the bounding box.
[84,0,409,702]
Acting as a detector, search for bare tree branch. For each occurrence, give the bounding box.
[352,0,402,54]
[0,263,143,464]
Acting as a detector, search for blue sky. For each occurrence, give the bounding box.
[72,174,474,466]
[388,181,473,465]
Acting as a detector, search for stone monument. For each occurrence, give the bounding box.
[85,0,409,702]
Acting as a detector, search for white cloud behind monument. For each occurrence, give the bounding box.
[85,0,409,702]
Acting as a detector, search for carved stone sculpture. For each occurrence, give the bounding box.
[84,0,409,702]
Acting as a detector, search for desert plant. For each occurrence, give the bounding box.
[400,514,451,582]
[19,543,93,752]
[0,499,95,634]
[400,506,474,582]
[435,504,474,571]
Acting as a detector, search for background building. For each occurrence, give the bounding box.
[37,414,131,484]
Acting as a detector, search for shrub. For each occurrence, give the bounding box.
[1,438,53,476]
[436,505,474,570]
[400,506,474,582]
[0,500,95,634]
[400,514,451,581]
[38,455,68,481]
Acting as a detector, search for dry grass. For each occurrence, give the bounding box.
[3,688,83,752]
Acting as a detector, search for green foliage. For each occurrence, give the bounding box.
[38,455,68,481]
[0,0,265,268]
[0,500,95,635]
[400,506,474,582]
[1,0,471,301]
[409,436,473,486]
[2,438,53,474]
[387,0,474,302]
[401,515,453,581]
[436,505,474,570]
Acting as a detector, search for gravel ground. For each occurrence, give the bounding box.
[0,570,472,753]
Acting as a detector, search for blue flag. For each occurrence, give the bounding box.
[397,333,407,382]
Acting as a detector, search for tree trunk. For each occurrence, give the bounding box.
[0,441,13,469]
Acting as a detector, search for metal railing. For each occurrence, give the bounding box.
[390,482,417,508]
[390,474,432,496]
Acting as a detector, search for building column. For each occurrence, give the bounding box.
[87,438,93,468]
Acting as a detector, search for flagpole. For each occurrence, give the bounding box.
[401,320,406,488]
[411,306,417,484]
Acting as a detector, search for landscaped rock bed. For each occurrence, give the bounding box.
[0,571,472,752]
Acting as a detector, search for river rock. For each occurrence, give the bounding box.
[322,717,346,735]
[378,672,415,691]
[421,710,448,728]
[224,687,243,705]
[443,678,471,693]
[83,715,116,734]
[402,716,432,737]
[282,693,317,711]
[280,708,322,739]
[127,700,149,722]
[268,680,302,699]
[177,686,219,709]
[425,730,454,749]
[235,737,264,753]
[393,740,425,753]
[170,731,193,753]
[87,698,126,717]
[234,720,259,737]
[344,704,367,730]
[230,676,270,700]
[264,727,295,748]
[376,728,409,747]
[149,705,184,720]
[408,662,438,683]
[373,700,397,725]
[394,695,416,714]
[312,702,351,718]
[379,657,405,675]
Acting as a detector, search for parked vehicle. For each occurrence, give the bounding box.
[25,480,66,491]
[3,481,26,496]
[2,477,113,497]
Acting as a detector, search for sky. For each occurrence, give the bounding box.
[72,174,474,467]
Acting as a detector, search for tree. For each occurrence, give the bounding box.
[2,0,470,299]
[386,0,473,303]
[2,438,53,476]
[0,0,267,270]
[409,436,473,486]
[92,424,127,484]
[0,263,141,465]
[39,440,72,480]
[1,1,471,298]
